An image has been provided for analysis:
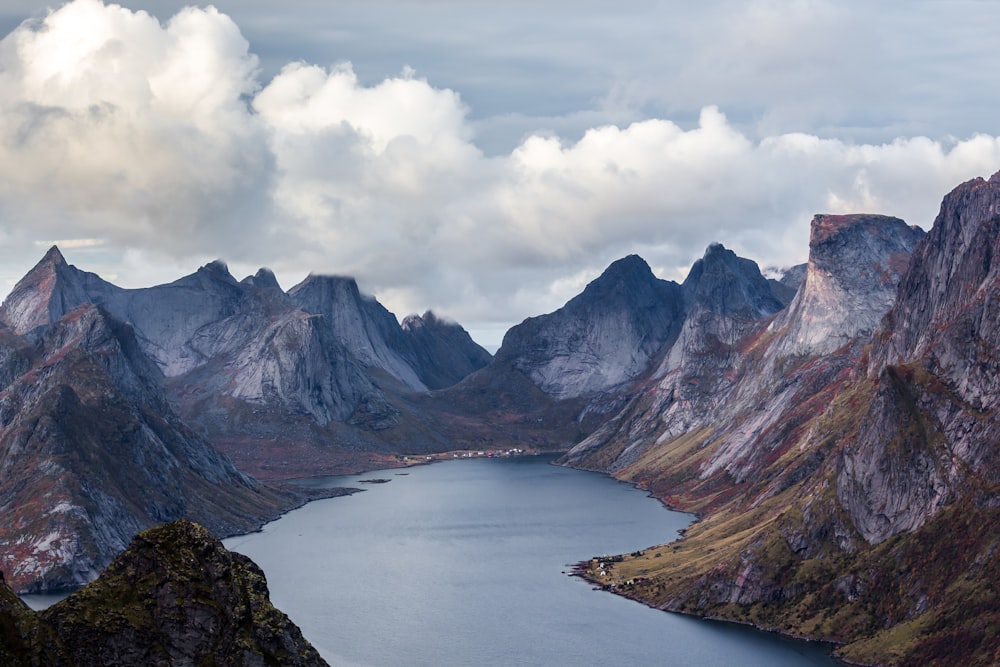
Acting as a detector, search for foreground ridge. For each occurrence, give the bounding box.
[0,520,329,666]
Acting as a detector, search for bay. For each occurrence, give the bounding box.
[224,456,838,666]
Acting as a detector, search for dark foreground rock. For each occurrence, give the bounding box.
[0,520,328,666]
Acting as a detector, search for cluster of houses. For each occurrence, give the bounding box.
[398,448,527,464]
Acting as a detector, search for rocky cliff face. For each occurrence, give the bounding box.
[839,174,1000,545]
[0,304,297,593]
[289,275,430,391]
[401,311,494,391]
[565,243,789,475]
[494,255,684,401]
[0,520,328,666]
[567,215,923,482]
[768,214,925,359]
[573,175,1000,666]
[0,246,119,336]
[0,251,490,479]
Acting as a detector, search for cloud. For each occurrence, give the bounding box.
[1,0,1000,348]
[0,0,272,255]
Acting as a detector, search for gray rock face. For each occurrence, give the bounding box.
[289,275,429,390]
[566,244,789,471]
[495,255,685,400]
[839,172,1000,544]
[0,305,295,593]
[768,214,925,359]
[567,215,923,488]
[0,246,119,336]
[400,311,493,390]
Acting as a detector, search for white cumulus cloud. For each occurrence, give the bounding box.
[0,0,999,348]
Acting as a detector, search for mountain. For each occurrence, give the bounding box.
[414,255,687,452]
[493,255,684,401]
[400,311,494,390]
[0,252,491,479]
[569,177,1000,665]
[0,520,327,666]
[0,303,301,593]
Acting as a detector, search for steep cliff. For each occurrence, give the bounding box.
[400,311,493,390]
[839,174,1000,546]
[0,246,119,337]
[575,178,1000,666]
[0,520,328,666]
[0,305,297,593]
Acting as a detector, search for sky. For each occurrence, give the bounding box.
[1,1,1000,348]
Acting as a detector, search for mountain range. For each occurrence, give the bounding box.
[2,172,1000,664]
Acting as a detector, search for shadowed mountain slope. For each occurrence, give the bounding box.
[0,520,328,666]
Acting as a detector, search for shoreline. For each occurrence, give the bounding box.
[570,559,851,666]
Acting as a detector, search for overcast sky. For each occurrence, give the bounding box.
[1,0,999,347]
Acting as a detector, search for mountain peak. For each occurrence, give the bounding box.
[574,254,658,304]
[682,243,783,319]
[0,246,88,334]
[241,267,282,291]
[601,254,652,279]
[200,258,233,277]
[40,245,67,267]
[768,213,925,357]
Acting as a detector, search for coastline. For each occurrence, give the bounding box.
[571,558,850,666]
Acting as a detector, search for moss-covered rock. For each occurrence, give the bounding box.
[0,520,328,666]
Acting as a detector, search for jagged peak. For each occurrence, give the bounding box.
[40,244,67,267]
[200,258,232,276]
[288,273,363,301]
[401,310,457,331]
[601,254,653,278]
[682,242,782,318]
[241,267,282,291]
[575,254,663,301]
[806,214,924,276]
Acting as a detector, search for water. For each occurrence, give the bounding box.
[224,456,838,666]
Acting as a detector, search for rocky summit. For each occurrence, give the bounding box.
[0,520,328,667]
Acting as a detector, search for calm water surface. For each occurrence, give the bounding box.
[224,456,837,666]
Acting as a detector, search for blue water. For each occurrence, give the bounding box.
[224,456,838,666]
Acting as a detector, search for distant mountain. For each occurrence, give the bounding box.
[414,255,689,452]
[400,311,494,390]
[0,251,491,479]
[493,255,684,401]
[0,520,327,666]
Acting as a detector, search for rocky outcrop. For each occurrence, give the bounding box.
[767,214,924,359]
[0,246,119,336]
[839,174,1000,545]
[0,520,328,666]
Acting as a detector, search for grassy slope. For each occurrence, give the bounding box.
[584,366,1000,666]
